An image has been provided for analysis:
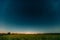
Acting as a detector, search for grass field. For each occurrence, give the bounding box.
[0,33,60,40]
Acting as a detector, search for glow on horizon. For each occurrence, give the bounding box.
[0,24,60,33]
[10,31,44,34]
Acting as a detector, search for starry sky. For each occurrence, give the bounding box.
[0,0,60,33]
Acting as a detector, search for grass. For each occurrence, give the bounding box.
[0,34,60,40]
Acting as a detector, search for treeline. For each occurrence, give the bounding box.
[37,33,60,35]
[0,32,60,35]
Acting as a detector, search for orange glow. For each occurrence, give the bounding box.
[23,32,39,34]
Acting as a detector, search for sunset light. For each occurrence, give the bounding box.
[24,32,37,34]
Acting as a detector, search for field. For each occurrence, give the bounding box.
[0,33,60,40]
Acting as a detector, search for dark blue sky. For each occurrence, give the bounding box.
[0,0,60,33]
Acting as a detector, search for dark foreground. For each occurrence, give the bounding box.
[0,33,60,40]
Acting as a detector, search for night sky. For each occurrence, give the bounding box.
[0,0,60,33]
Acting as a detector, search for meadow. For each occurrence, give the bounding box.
[0,33,60,40]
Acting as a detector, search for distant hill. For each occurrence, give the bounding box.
[0,32,60,35]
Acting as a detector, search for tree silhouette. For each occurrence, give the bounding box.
[7,32,11,35]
